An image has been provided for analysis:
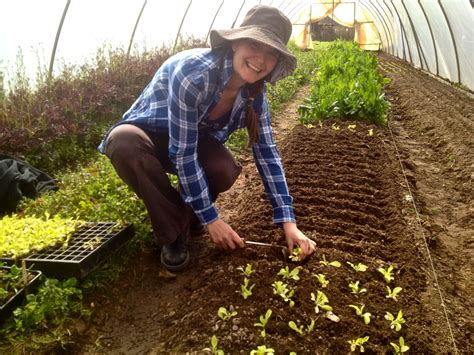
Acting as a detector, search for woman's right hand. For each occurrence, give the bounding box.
[206,219,245,250]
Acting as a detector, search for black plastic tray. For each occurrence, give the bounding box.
[0,266,42,322]
[1,222,134,279]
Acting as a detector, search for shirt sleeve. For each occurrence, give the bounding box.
[167,65,219,225]
[252,95,296,224]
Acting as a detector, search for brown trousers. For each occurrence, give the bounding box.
[104,124,242,245]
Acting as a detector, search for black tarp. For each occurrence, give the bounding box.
[0,154,57,214]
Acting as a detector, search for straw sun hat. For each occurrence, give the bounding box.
[210,5,297,83]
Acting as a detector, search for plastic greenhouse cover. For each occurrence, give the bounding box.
[1,0,473,90]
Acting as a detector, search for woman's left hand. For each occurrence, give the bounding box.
[283,222,316,261]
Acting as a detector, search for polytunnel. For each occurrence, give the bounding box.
[0,1,473,354]
[1,0,473,90]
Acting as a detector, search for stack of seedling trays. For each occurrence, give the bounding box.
[1,222,134,280]
[0,264,42,322]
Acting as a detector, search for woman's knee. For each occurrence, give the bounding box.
[208,161,242,193]
[105,124,153,160]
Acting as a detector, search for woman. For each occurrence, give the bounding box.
[99,5,316,271]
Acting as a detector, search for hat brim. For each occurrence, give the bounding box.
[210,26,297,83]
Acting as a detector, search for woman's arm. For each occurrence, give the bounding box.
[252,96,316,260]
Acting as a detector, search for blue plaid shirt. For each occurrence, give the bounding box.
[99,48,295,225]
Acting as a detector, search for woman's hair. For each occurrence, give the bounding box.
[245,79,265,147]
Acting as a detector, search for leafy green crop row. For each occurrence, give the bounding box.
[298,40,390,124]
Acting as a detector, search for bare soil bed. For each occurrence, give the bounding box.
[69,54,472,354]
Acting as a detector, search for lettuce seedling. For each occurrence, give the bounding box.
[272,281,295,307]
[311,290,332,313]
[277,266,301,281]
[237,263,255,277]
[217,306,237,321]
[313,273,329,288]
[288,319,315,336]
[385,310,406,332]
[348,304,372,325]
[347,262,368,272]
[319,254,341,268]
[207,335,224,355]
[289,247,302,262]
[390,337,410,354]
[386,286,402,301]
[239,278,255,299]
[254,309,272,338]
[349,280,367,294]
[348,336,369,353]
[377,265,395,283]
[250,345,275,355]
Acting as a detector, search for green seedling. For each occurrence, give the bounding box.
[386,286,402,301]
[347,262,368,272]
[378,265,395,283]
[217,306,237,321]
[311,290,332,313]
[385,310,406,332]
[239,278,255,299]
[390,337,410,354]
[237,263,255,277]
[313,273,329,288]
[289,247,302,262]
[319,254,341,267]
[348,304,372,325]
[288,319,315,336]
[250,345,275,355]
[349,280,367,294]
[277,266,301,281]
[254,309,272,338]
[207,335,224,355]
[272,281,295,307]
[348,336,369,352]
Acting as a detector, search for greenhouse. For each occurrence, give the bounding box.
[0,0,472,353]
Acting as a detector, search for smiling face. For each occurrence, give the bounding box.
[231,39,279,85]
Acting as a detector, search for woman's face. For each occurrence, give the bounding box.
[231,39,279,84]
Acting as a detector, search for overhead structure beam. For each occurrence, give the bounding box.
[401,0,428,70]
[48,0,71,83]
[232,0,246,29]
[127,0,147,59]
[172,0,192,54]
[386,0,412,63]
[206,0,225,44]
[438,0,461,83]
[360,0,392,54]
[418,0,439,75]
[376,0,399,57]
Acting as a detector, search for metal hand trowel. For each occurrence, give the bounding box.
[243,239,289,260]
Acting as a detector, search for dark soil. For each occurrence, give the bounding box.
[68,54,473,354]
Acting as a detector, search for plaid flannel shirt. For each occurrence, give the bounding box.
[99,48,295,225]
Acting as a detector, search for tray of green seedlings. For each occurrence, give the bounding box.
[0,262,42,321]
[0,215,134,279]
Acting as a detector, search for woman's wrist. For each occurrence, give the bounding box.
[282,222,297,234]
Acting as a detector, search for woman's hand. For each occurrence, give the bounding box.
[207,219,245,250]
[283,222,316,261]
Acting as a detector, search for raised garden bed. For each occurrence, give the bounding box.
[0,264,42,321]
[1,222,134,279]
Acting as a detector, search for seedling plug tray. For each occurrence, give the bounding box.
[1,222,134,280]
[0,266,42,322]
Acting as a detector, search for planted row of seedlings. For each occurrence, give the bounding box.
[203,249,409,354]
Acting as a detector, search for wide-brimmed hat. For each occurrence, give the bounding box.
[210,5,297,83]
